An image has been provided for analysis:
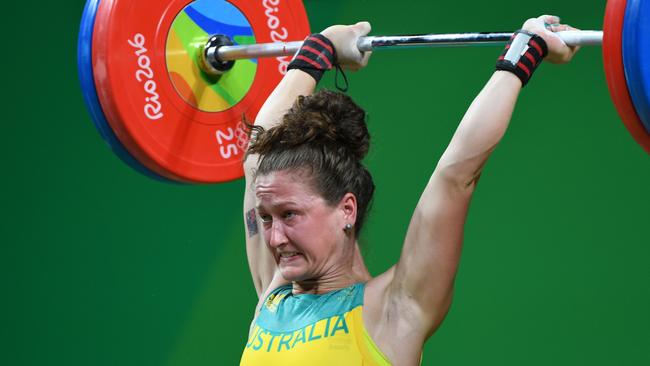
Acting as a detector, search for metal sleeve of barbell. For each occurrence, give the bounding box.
[356,31,603,50]
[215,41,304,61]
[215,31,603,61]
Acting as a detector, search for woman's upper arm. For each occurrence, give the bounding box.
[240,71,317,297]
[243,155,277,297]
[385,72,522,334]
[389,168,477,333]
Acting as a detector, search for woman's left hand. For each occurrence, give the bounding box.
[522,14,580,64]
[321,21,372,71]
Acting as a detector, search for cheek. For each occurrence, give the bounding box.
[293,223,335,255]
[304,217,332,236]
[283,224,318,252]
[281,210,340,252]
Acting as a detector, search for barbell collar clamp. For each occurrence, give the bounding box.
[202,34,236,76]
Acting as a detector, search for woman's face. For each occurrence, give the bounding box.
[255,170,353,282]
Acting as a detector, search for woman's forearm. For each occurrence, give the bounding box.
[254,70,317,130]
[437,71,523,184]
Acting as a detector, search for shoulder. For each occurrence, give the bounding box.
[363,266,395,307]
[364,266,441,335]
[362,266,430,364]
[261,280,292,303]
[361,266,395,332]
[253,274,291,315]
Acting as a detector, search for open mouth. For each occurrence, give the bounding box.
[278,251,302,263]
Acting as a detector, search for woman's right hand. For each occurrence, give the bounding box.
[522,15,580,64]
[321,21,372,71]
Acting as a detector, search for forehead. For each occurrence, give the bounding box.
[255,170,319,206]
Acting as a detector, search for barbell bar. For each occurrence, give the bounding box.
[206,31,603,68]
[77,0,649,184]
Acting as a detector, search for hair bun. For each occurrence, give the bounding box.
[274,89,370,160]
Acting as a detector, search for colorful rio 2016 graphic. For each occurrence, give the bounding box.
[166,0,257,112]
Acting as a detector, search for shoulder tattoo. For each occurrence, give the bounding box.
[245,208,259,237]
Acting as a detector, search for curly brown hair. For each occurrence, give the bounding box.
[247,89,375,236]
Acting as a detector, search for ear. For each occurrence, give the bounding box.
[338,193,358,224]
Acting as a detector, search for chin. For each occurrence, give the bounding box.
[279,265,309,282]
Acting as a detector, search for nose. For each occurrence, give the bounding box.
[268,221,289,248]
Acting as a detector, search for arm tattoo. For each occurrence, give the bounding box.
[246,208,259,237]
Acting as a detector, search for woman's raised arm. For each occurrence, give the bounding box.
[242,22,372,298]
[366,16,580,357]
[243,70,317,297]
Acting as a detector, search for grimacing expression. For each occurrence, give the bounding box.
[255,170,353,281]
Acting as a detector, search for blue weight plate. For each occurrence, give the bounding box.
[77,0,172,182]
[622,0,650,134]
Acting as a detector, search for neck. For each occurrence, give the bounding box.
[292,242,371,295]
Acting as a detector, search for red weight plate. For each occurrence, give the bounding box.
[93,0,311,183]
[603,0,650,154]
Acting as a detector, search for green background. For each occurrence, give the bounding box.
[3,0,648,365]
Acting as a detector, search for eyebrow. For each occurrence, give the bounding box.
[256,200,300,211]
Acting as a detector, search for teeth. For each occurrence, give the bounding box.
[280,252,298,258]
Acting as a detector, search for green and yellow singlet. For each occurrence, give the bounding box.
[240,283,391,365]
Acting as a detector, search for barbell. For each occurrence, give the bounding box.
[77,0,650,184]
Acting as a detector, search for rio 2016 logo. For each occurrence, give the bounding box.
[128,33,164,121]
[263,0,291,75]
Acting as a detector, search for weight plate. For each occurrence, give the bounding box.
[622,0,650,133]
[92,0,311,183]
[603,0,650,154]
[78,0,170,181]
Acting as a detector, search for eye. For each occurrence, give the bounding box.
[258,214,272,223]
[283,211,296,220]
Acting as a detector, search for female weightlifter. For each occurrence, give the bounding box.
[239,14,579,366]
